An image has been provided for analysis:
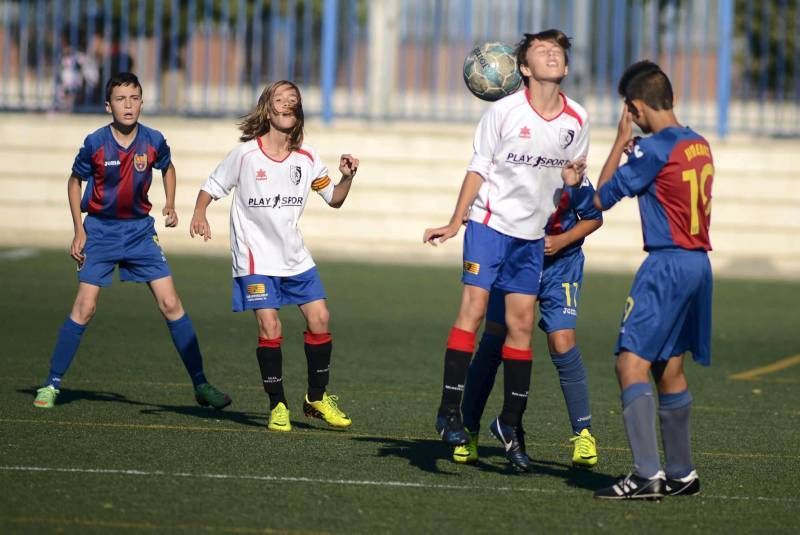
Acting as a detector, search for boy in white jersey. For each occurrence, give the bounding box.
[424,29,588,471]
[190,80,359,432]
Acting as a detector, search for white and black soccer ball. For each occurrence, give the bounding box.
[463,41,522,101]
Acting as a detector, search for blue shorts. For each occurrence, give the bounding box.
[615,249,712,365]
[232,267,326,311]
[78,215,171,287]
[485,250,584,333]
[461,221,544,295]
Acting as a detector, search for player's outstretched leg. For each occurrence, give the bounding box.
[166,314,232,409]
[302,331,351,428]
[34,317,88,409]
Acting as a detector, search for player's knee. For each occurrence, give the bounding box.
[72,301,96,324]
[258,315,282,338]
[505,311,534,336]
[158,294,183,318]
[547,330,576,354]
[306,308,330,333]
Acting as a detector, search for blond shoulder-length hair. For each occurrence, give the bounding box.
[238,80,304,150]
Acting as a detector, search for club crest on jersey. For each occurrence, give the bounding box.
[289,165,302,185]
[256,169,267,181]
[519,126,531,138]
[133,153,148,172]
[559,128,575,149]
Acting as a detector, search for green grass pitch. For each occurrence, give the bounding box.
[0,249,797,533]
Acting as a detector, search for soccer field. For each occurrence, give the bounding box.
[0,249,797,533]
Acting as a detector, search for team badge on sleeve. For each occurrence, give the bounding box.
[134,153,148,172]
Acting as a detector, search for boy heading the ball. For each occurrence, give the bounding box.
[423,29,590,471]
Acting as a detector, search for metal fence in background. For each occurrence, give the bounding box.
[1,0,798,137]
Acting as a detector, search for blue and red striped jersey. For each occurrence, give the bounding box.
[72,123,171,219]
[598,126,713,251]
[544,177,602,263]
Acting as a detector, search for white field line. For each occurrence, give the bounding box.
[0,465,797,503]
[0,247,38,260]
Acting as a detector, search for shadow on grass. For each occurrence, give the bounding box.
[19,387,264,428]
[351,434,618,490]
[351,435,479,475]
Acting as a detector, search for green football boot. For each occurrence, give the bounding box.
[33,385,59,409]
[452,431,479,464]
[194,383,232,409]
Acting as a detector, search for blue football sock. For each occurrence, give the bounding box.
[166,314,207,388]
[46,317,87,387]
[621,382,662,479]
[461,332,503,432]
[550,346,591,434]
[658,390,694,479]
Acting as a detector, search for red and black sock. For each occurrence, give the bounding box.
[439,327,475,415]
[257,337,287,410]
[304,331,332,402]
[500,345,532,428]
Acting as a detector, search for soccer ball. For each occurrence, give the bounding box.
[463,41,522,101]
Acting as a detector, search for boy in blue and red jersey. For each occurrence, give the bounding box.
[455,177,602,468]
[33,72,231,410]
[572,61,713,499]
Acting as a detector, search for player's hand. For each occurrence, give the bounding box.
[544,234,566,256]
[623,136,641,156]
[561,157,587,187]
[189,212,212,241]
[70,229,87,265]
[339,154,359,178]
[617,103,634,142]
[163,206,178,228]
[423,223,460,246]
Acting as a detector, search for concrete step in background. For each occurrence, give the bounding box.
[1,113,798,280]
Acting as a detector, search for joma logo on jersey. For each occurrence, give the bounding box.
[133,153,147,172]
[104,160,120,167]
[506,153,569,168]
[463,261,480,275]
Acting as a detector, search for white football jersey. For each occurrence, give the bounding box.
[201,138,334,277]
[467,89,589,240]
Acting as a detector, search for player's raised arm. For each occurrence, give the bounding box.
[190,190,214,241]
[423,170,483,245]
[593,104,634,210]
[328,153,359,208]
[161,162,178,227]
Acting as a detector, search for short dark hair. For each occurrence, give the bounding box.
[105,72,142,102]
[515,29,572,82]
[617,60,673,110]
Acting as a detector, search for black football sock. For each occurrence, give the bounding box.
[256,337,286,410]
